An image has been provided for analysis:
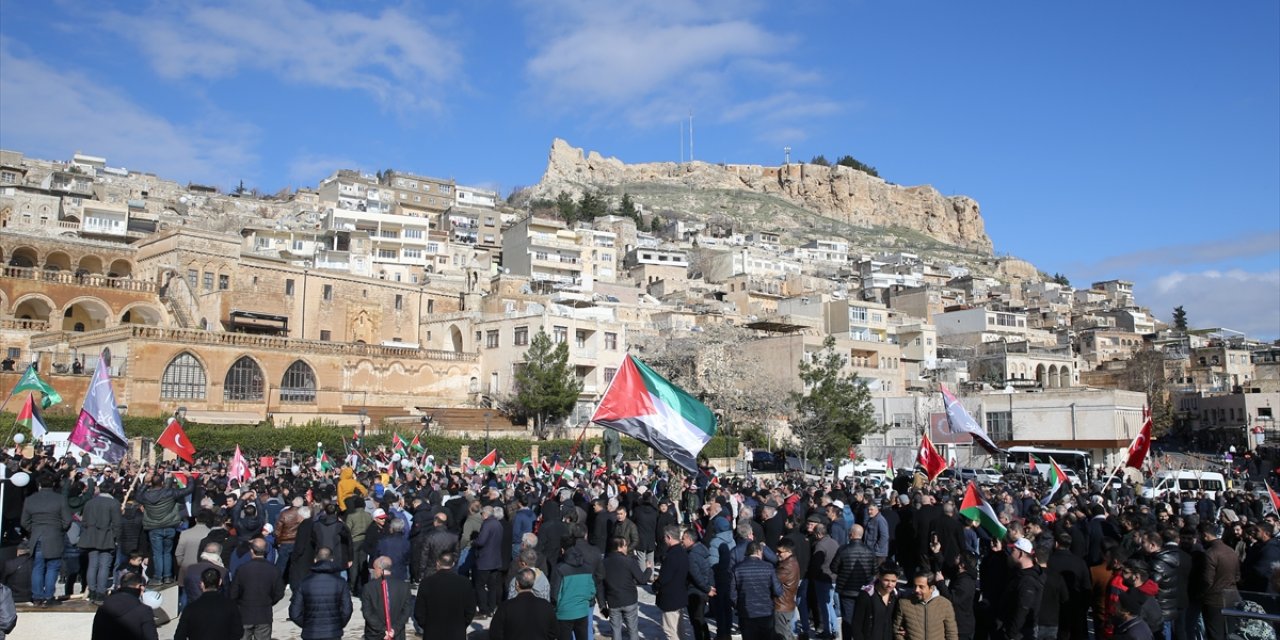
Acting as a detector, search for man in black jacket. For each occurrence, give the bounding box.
[1048,532,1092,640]
[832,524,877,640]
[361,555,414,640]
[418,511,458,579]
[311,503,354,575]
[91,572,158,640]
[20,473,71,605]
[230,539,285,640]
[174,568,243,640]
[1,543,33,604]
[603,536,646,640]
[490,567,559,640]
[289,547,353,640]
[730,541,783,640]
[415,551,476,640]
[656,526,689,640]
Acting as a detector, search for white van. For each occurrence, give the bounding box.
[1142,470,1227,500]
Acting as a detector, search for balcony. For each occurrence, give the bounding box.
[1,266,157,293]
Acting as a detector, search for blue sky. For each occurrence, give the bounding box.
[2,1,1277,338]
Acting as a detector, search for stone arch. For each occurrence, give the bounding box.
[1047,365,1060,389]
[224,355,266,402]
[108,259,134,278]
[9,246,38,268]
[279,359,318,403]
[44,251,73,272]
[12,294,55,323]
[120,302,165,326]
[77,254,104,275]
[160,351,207,400]
[61,297,112,332]
[1058,366,1072,388]
[1035,364,1047,388]
[0,290,8,317]
[449,324,464,352]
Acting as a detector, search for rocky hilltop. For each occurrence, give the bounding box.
[530,139,993,254]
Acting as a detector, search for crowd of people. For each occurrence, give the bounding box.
[0,443,1278,640]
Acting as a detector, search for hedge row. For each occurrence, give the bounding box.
[0,413,740,461]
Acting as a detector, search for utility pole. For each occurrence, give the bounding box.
[688,111,694,163]
[784,146,791,165]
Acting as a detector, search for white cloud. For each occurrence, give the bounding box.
[100,1,462,111]
[287,154,363,187]
[1082,230,1280,276]
[0,44,255,187]
[522,1,840,137]
[1137,269,1280,339]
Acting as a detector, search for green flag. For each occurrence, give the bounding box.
[13,364,62,409]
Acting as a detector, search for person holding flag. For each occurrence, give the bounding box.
[136,469,196,586]
[917,434,947,482]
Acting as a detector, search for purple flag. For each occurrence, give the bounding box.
[940,384,1002,455]
[69,354,127,463]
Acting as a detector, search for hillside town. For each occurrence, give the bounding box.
[1,145,1277,474]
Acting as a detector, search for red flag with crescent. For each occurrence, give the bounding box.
[1125,407,1152,470]
[917,434,947,481]
[157,417,196,463]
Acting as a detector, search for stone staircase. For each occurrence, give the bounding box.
[421,407,520,433]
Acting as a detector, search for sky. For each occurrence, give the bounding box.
[1,1,1277,338]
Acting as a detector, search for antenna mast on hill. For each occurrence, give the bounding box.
[784,146,791,165]
[688,111,695,163]
[680,119,685,163]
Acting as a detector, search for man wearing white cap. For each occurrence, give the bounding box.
[993,537,1044,640]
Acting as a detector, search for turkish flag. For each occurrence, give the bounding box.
[157,417,196,463]
[1125,407,1152,469]
[917,434,947,481]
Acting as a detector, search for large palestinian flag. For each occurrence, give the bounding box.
[591,355,715,474]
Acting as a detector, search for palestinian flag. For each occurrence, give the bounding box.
[1267,481,1280,515]
[16,393,48,439]
[410,434,425,454]
[315,443,334,472]
[351,428,362,449]
[590,354,716,474]
[960,481,1007,541]
[885,453,894,481]
[1041,457,1070,506]
[392,433,408,456]
[475,448,498,471]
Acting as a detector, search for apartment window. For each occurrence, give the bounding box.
[404,228,423,239]
[427,299,434,314]
[486,330,499,348]
[426,242,440,254]
[378,249,397,259]
[202,272,213,291]
[514,326,529,346]
[985,411,1013,442]
[553,326,568,344]
[575,330,587,349]
[850,306,868,322]
[323,284,333,301]
[285,279,295,296]
[319,330,331,341]
[403,249,421,259]
[187,269,198,290]
[476,331,483,344]
[604,367,617,384]
[218,275,230,290]
[292,240,303,251]
[604,332,618,350]
[893,438,914,447]
[395,294,403,310]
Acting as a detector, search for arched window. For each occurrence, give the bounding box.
[161,352,206,400]
[280,360,317,403]
[224,357,264,402]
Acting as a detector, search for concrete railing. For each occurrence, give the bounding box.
[1,266,156,293]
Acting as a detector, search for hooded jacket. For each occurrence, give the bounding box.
[336,468,367,511]
[288,560,353,640]
[551,542,602,621]
[310,513,353,569]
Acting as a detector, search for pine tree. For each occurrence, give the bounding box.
[789,336,876,463]
[578,192,607,221]
[810,155,831,167]
[514,330,582,439]
[650,215,664,234]
[1173,306,1188,333]
[619,193,640,223]
[555,191,578,225]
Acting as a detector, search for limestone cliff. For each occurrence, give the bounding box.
[530,139,993,254]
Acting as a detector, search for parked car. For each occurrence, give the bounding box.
[784,454,822,476]
[750,450,783,472]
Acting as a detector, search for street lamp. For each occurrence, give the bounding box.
[358,408,368,440]
[484,411,492,454]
